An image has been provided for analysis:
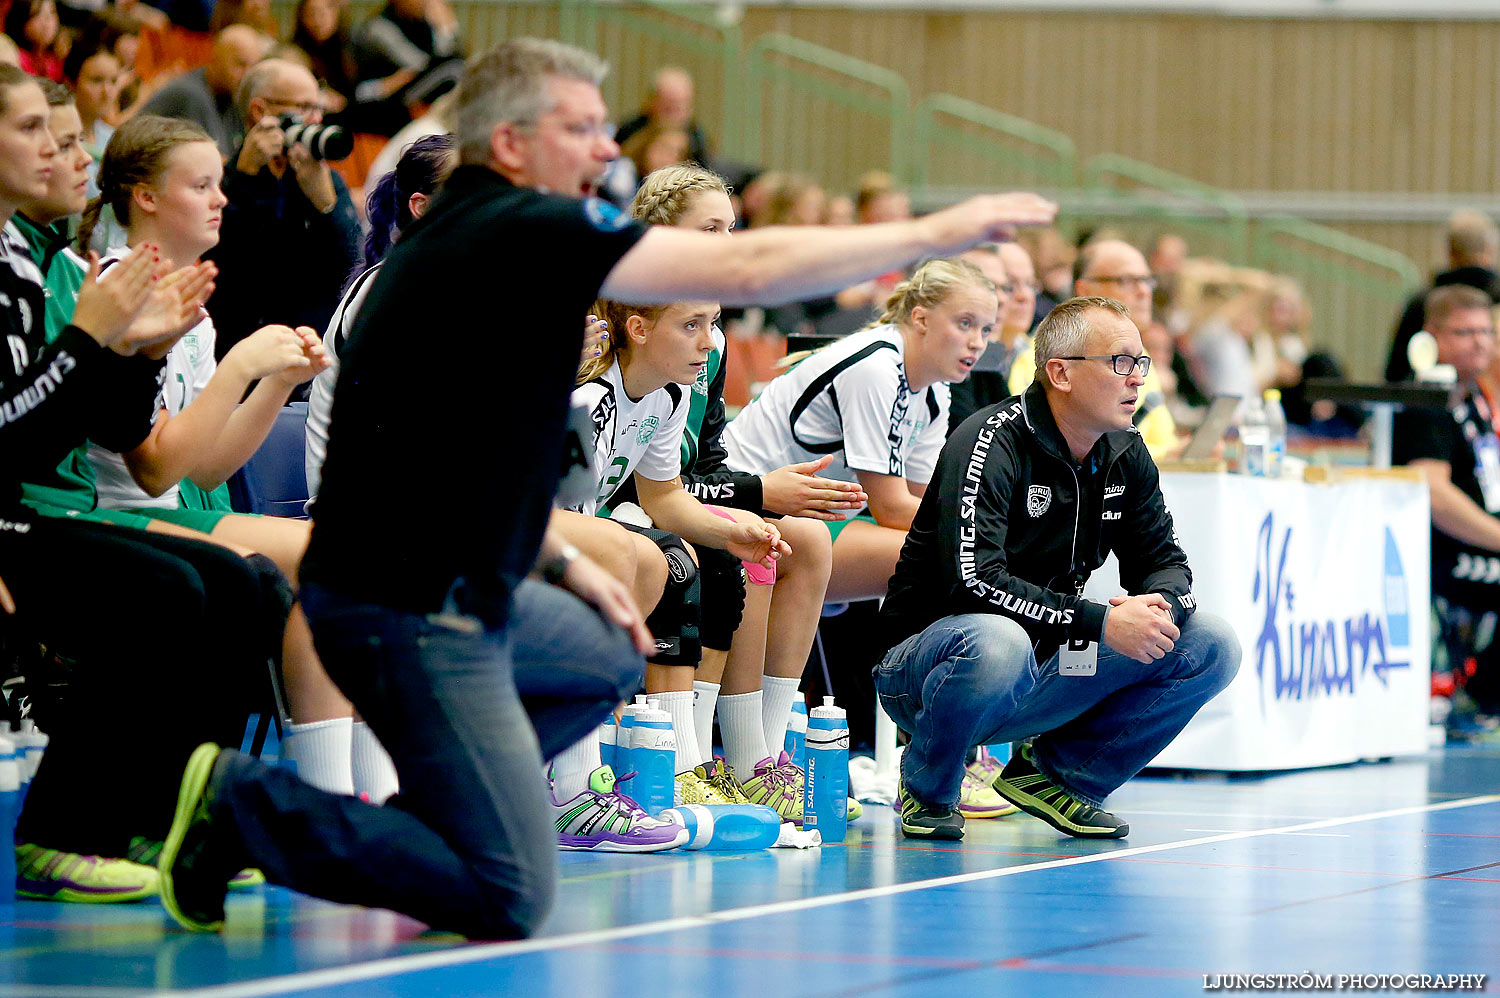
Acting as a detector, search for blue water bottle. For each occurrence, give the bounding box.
[600,715,619,776]
[784,692,808,772]
[14,721,45,807]
[983,741,1012,764]
[804,697,849,842]
[616,695,649,796]
[661,803,781,850]
[0,734,17,906]
[628,703,677,816]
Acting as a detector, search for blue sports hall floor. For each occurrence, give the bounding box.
[3,743,1498,998]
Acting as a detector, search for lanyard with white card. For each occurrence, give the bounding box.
[1058,635,1098,677]
[1475,432,1500,514]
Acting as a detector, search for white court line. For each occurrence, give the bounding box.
[18,793,1496,998]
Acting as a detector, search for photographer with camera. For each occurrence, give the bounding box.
[206,58,360,363]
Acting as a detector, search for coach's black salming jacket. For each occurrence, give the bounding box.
[879,381,1196,660]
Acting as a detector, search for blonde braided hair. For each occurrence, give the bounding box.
[629,162,731,226]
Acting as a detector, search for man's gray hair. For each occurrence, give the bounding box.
[237,58,298,117]
[1033,296,1132,372]
[456,38,608,166]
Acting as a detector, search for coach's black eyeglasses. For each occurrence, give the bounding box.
[1059,354,1152,377]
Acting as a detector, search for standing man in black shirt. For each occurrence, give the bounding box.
[154,37,1059,940]
[878,297,1240,841]
[1391,285,1500,734]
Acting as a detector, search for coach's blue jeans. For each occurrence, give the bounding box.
[211,579,644,939]
[875,611,1240,810]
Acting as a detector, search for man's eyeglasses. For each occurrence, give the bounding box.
[264,98,323,115]
[1440,326,1495,339]
[1085,274,1158,292]
[1059,354,1152,377]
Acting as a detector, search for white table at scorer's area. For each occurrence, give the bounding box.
[1085,468,1432,772]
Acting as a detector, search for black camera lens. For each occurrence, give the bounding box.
[279,114,353,162]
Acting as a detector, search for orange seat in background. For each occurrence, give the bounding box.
[329,133,390,201]
[135,25,214,83]
[722,333,787,409]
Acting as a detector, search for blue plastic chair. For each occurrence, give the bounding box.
[228,402,310,518]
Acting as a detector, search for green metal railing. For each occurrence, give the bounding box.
[744,33,910,184]
[912,93,1077,190]
[1082,153,1252,264]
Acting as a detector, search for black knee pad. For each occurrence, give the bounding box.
[635,527,700,667]
[697,546,746,652]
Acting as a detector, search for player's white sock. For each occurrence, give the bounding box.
[283,717,354,795]
[719,690,771,777]
[550,729,602,801]
[350,721,399,804]
[692,680,721,762]
[761,675,802,762]
[654,690,703,774]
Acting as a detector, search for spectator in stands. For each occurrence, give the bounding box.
[1150,232,1189,327]
[614,66,708,167]
[140,23,266,160]
[876,296,1238,841]
[823,192,854,225]
[6,0,64,81]
[1388,210,1500,383]
[947,242,1016,434]
[1392,285,1500,738]
[855,170,910,225]
[1069,238,1182,459]
[1260,276,1310,391]
[349,0,461,136]
[1022,226,1073,321]
[725,258,999,604]
[759,172,836,336]
[1190,265,1272,405]
[619,120,688,189]
[62,36,120,191]
[290,0,355,114]
[205,58,359,361]
[210,0,279,37]
[85,8,149,118]
[148,38,1053,940]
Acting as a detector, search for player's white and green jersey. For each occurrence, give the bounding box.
[568,358,690,516]
[722,323,948,511]
[88,248,217,511]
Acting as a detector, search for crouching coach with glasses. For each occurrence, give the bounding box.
[876,296,1241,843]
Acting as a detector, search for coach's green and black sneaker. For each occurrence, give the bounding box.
[158,743,244,932]
[129,837,263,891]
[990,743,1129,839]
[896,780,965,840]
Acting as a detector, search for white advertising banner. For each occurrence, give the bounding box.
[1084,472,1431,771]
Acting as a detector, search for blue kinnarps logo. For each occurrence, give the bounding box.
[1251,512,1410,713]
